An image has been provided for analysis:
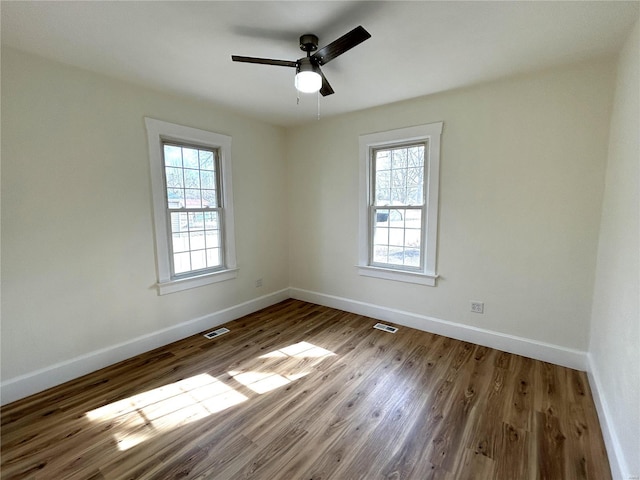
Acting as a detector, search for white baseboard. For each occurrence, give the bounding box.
[289,288,587,371]
[587,356,628,480]
[0,289,290,406]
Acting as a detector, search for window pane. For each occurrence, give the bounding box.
[200,170,215,190]
[373,245,389,264]
[174,252,191,274]
[389,228,404,246]
[167,188,185,209]
[190,231,205,250]
[375,170,391,206]
[391,148,408,168]
[392,169,406,191]
[164,145,182,167]
[190,250,207,271]
[202,189,218,208]
[183,148,199,169]
[387,246,404,265]
[205,230,220,249]
[204,211,219,229]
[199,150,214,170]
[185,189,202,208]
[405,209,422,228]
[172,232,189,253]
[404,248,420,267]
[374,226,389,245]
[206,248,221,268]
[406,187,422,205]
[188,212,204,230]
[405,228,421,248]
[375,209,390,225]
[391,188,406,204]
[406,168,423,189]
[408,145,425,167]
[184,169,200,188]
[165,167,183,188]
[376,150,390,170]
[171,212,188,233]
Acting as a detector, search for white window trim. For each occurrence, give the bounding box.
[145,118,238,295]
[357,122,443,286]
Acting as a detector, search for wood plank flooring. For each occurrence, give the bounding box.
[1,299,611,479]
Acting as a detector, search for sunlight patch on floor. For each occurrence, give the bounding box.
[85,341,336,451]
[259,341,335,359]
[228,370,292,394]
[234,341,336,393]
[86,373,248,450]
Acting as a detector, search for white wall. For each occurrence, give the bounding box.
[1,48,289,391]
[287,60,614,353]
[589,20,639,480]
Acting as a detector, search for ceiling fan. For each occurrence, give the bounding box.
[232,25,371,96]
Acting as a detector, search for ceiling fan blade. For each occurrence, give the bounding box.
[311,25,371,66]
[231,55,297,68]
[318,68,335,97]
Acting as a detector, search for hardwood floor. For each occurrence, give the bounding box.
[1,299,611,479]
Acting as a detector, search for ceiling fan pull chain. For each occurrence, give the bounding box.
[317,90,320,120]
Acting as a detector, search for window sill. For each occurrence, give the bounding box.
[157,268,238,295]
[357,265,438,286]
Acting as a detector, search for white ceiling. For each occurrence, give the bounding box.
[2,1,638,126]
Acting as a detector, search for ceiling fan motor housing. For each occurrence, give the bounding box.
[296,57,320,74]
[299,34,319,53]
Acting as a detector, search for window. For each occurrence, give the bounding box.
[145,118,237,295]
[163,143,223,275]
[358,122,443,286]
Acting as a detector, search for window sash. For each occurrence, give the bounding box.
[369,142,427,272]
[369,205,425,272]
[371,141,427,207]
[167,208,225,278]
[161,142,226,279]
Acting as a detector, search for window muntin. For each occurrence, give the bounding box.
[162,143,224,277]
[370,143,426,271]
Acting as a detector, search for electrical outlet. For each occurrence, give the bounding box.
[255,278,263,288]
[471,302,484,314]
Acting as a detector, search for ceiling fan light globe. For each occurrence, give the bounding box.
[295,71,322,93]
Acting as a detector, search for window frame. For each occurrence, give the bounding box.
[358,122,443,286]
[145,118,237,295]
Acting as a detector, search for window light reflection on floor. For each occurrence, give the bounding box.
[259,341,335,359]
[85,341,335,451]
[86,373,248,451]
[232,341,335,393]
[228,370,293,394]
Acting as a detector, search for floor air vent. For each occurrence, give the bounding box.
[203,327,230,339]
[373,323,398,333]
